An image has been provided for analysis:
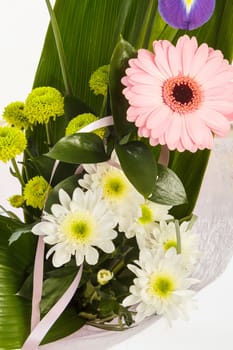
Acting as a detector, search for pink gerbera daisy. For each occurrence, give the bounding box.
[122,35,233,152]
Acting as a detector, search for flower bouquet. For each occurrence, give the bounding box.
[1,1,233,349]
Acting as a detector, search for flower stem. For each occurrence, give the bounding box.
[45,0,73,95]
[11,158,25,187]
[100,94,108,118]
[175,219,182,254]
[45,123,52,148]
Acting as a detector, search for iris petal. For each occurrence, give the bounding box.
[158,0,216,30]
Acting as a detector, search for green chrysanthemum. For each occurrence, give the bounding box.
[24,87,64,125]
[89,65,109,96]
[8,194,24,208]
[3,101,30,129]
[65,113,105,138]
[0,126,27,162]
[23,176,51,210]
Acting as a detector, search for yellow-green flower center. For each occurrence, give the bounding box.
[138,204,154,224]
[3,101,30,129]
[65,113,104,138]
[61,211,96,243]
[0,126,27,162]
[8,194,24,208]
[89,65,109,96]
[23,176,51,210]
[164,240,177,251]
[149,273,175,298]
[97,269,113,285]
[24,86,64,125]
[102,171,129,201]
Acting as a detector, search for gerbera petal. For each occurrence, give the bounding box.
[189,43,209,77]
[165,113,182,150]
[180,118,197,152]
[153,41,172,78]
[146,104,172,131]
[199,108,230,136]
[185,113,211,147]
[158,0,216,30]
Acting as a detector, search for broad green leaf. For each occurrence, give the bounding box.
[42,308,85,345]
[0,215,36,349]
[169,149,210,218]
[64,94,92,121]
[46,132,108,164]
[8,222,35,245]
[115,141,157,197]
[149,165,187,206]
[109,37,136,138]
[41,267,78,315]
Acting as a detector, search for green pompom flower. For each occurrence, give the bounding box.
[89,65,109,96]
[8,194,24,208]
[0,126,27,162]
[3,101,30,129]
[23,176,51,210]
[24,87,64,125]
[65,113,105,138]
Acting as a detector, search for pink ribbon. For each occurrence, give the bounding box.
[21,116,114,349]
[22,265,83,350]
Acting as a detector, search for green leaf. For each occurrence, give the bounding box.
[169,149,210,218]
[64,94,92,121]
[109,37,136,138]
[115,141,157,197]
[149,164,187,206]
[46,132,108,164]
[8,222,35,245]
[0,215,36,349]
[42,308,86,345]
[41,267,78,315]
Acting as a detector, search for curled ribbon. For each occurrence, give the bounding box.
[21,115,114,350]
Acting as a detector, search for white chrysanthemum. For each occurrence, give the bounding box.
[123,249,199,323]
[32,188,118,267]
[124,199,173,238]
[79,153,144,230]
[137,221,199,270]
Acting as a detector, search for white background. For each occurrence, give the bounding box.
[0,2,233,350]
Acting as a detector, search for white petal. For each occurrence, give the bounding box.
[75,251,85,266]
[49,244,71,267]
[85,246,99,265]
[97,240,115,253]
[58,189,71,209]
[51,204,68,217]
[32,222,56,236]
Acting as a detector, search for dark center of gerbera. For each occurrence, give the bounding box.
[162,76,201,113]
[172,83,194,104]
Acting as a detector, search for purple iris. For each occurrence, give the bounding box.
[158,0,216,30]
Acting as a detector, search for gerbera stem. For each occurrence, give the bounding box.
[158,145,170,166]
[45,0,73,95]
[11,158,25,187]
